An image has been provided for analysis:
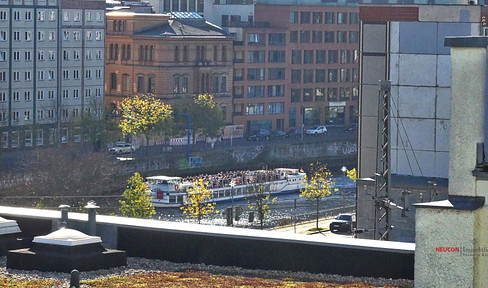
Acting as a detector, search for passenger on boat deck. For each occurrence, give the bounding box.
[182,170,281,188]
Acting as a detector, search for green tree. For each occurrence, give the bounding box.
[119,172,156,218]
[174,94,225,143]
[248,184,277,230]
[119,94,173,152]
[180,178,217,223]
[300,162,336,229]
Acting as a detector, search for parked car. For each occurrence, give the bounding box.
[286,129,302,138]
[270,130,286,139]
[246,129,270,141]
[305,125,327,135]
[109,143,136,154]
[329,213,355,232]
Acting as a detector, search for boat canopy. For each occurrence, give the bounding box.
[146,176,182,184]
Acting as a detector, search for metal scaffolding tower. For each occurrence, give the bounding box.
[374,80,392,240]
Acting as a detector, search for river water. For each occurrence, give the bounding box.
[155,176,357,228]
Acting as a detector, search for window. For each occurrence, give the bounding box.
[13,91,19,101]
[95,31,103,41]
[137,76,144,93]
[183,46,189,61]
[247,86,265,98]
[63,11,69,21]
[11,131,19,147]
[0,31,6,41]
[246,103,264,115]
[13,71,20,81]
[25,51,31,61]
[48,50,55,60]
[0,51,5,61]
[352,68,358,82]
[62,89,69,98]
[0,71,5,81]
[292,50,301,64]
[289,108,297,127]
[37,130,44,146]
[123,74,130,91]
[0,11,6,21]
[86,12,92,22]
[340,87,350,100]
[25,31,32,41]
[86,31,92,40]
[337,31,347,43]
[37,90,44,100]
[38,70,45,80]
[328,69,338,82]
[73,50,80,60]
[315,88,325,101]
[73,89,79,98]
[291,70,301,84]
[300,31,310,43]
[95,88,102,97]
[49,11,55,21]
[173,75,179,94]
[95,69,101,79]
[268,68,285,80]
[312,31,322,43]
[48,90,55,99]
[37,109,44,119]
[337,12,347,24]
[304,69,313,83]
[96,12,103,22]
[340,68,350,82]
[114,44,119,60]
[63,31,69,40]
[349,31,359,43]
[268,33,285,46]
[325,12,335,24]
[290,31,298,43]
[316,50,325,64]
[183,75,189,93]
[48,70,55,80]
[268,50,285,63]
[13,31,20,41]
[247,51,265,63]
[38,31,44,41]
[24,91,31,101]
[316,69,325,83]
[73,11,80,21]
[85,88,91,98]
[291,89,301,103]
[290,12,298,24]
[247,68,265,81]
[267,102,284,114]
[62,70,69,80]
[38,11,45,21]
[0,92,5,102]
[111,73,117,90]
[313,12,322,24]
[85,69,91,79]
[248,33,265,45]
[97,49,104,60]
[341,50,351,64]
[148,75,155,93]
[303,89,313,102]
[304,50,314,64]
[350,12,359,24]
[328,50,338,64]
[49,31,55,41]
[212,75,219,93]
[25,11,31,20]
[73,31,80,41]
[268,85,284,97]
[300,12,310,24]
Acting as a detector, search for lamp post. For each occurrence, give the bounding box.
[341,166,347,207]
[229,180,236,226]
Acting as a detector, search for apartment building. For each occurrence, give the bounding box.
[105,11,234,123]
[234,3,359,132]
[0,0,105,150]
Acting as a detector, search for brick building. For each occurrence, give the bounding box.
[234,3,359,132]
[105,11,234,123]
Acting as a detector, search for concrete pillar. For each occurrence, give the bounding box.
[84,201,100,236]
[414,37,488,288]
[59,205,70,228]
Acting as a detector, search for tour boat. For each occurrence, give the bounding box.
[147,168,306,208]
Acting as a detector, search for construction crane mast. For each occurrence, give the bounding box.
[374,80,392,240]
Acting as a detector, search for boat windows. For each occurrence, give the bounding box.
[177,195,184,203]
[225,189,230,197]
[169,196,177,203]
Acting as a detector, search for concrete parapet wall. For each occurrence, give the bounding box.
[0,206,414,280]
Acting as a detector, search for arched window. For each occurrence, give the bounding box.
[114,44,119,60]
[122,74,130,91]
[149,45,154,61]
[173,74,180,94]
[118,20,123,32]
[182,74,189,93]
[183,46,188,61]
[144,45,149,61]
[139,45,144,61]
[109,44,114,60]
[121,44,126,60]
[126,45,131,60]
[148,74,155,93]
[110,73,117,90]
[212,74,219,93]
[175,46,179,62]
[137,75,144,93]
[220,74,227,94]
[222,46,227,61]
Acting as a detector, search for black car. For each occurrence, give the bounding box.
[246,129,270,141]
[270,130,286,139]
[286,129,302,138]
[329,213,354,232]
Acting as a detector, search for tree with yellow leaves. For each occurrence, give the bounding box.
[300,162,336,229]
[119,94,173,152]
[180,178,217,224]
[119,172,156,219]
[347,168,357,182]
[247,184,277,230]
